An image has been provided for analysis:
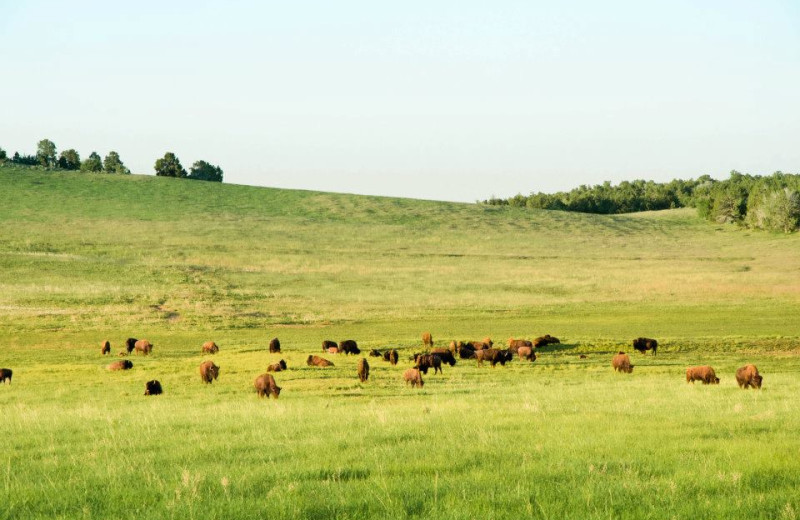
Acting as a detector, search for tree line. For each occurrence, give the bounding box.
[0,139,223,182]
[484,171,800,233]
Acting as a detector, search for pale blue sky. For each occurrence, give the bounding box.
[1,1,798,201]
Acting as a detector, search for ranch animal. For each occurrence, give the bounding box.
[307,355,334,367]
[403,368,424,388]
[482,337,494,348]
[267,360,287,372]
[322,340,338,352]
[202,341,219,354]
[101,340,111,355]
[517,346,535,361]
[339,340,360,355]
[415,354,442,375]
[254,373,281,398]
[383,349,399,365]
[633,337,658,355]
[125,338,138,354]
[0,368,12,384]
[459,347,476,359]
[476,348,513,367]
[357,358,370,382]
[327,347,340,354]
[422,332,433,347]
[533,335,560,348]
[429,349,457,366]
[199,360,220,383]
[144,380,163,395]
[686,365,720,385]
[735,364,762,389]
[369,349,382,357]
[269,338,281,353]
[448,340,461,353]
[469,341,490,351]
[107,360,133,371]
[611,352,633,373]
[507,338,533,353]
[134,339,153,356]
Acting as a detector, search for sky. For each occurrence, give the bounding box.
[1,1,798,201]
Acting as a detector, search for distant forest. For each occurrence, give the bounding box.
[485,171,800,233]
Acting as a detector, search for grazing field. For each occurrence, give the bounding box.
[1,166,799,519]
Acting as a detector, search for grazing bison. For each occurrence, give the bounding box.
[507,338,533,353]
[254,373,281,398]
[735,364,762,389]
[422,332,433,347]
[269,337,281,353]
[307,355,334,367]
[107,360,133,371]
[125,338,138,354]
[382,349,399,365]
[144,380,163,395]
[369,349,382,357]
[430,349,457,366]
[357,358,370,382]
[517,346,535,361]
[448,340,461,353]
[327,346,340,354]
[199,360,220,383]
[322,340,338,352]
[403,368,424,388]
[134,339,153,356]
[415,354,442,375]
[459,347,476,359]
[267,360,287,372]
[633,337,658,355]
[202,341,219,354]
[611,352,633,373]
[476,348,513,367]
[686,366,720,385]
[101,340,111,356]
[339,340,360,355]
[0,368,12,384]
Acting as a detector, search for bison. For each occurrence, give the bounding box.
[633,337,658,355]
[327,346,340,354]
[611,352,633,373]
[322,340,338,352]
[383,349,399,365]
[0,368,12,384]
[469,341,490,351]
[254,373,281,398]
[735,364,762,389]
[476,348,513,367]
[125,337,138,354]
[507,338,533,354]
[267,359,287,372]
[369,349,382,357]
[686,365,719,385]
[422,332,433,347]
[307,355,334,367]
[415,354,442,375]
[101,340,111,355]
[269,337,281,353]
[430,349,457,366]
[134,339,153,356]
[357,358,370,382]
[403,368,424,388]
[459,347,476,359]
[339,340,360,355]
[144,380,163,395]
[533,335,560,348]
[517,346,535,361]
[202,341,219,354]
[107,360,133,371]
[199,360,220,383]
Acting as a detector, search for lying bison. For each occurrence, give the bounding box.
[403,368,424,388]
[0,368,12,384]
[134,339,153,356]
[476,348,513,367]
[144,380,163,395]
[507,338,533,353]
[533,335,560,348]
[735,364,762,389]
[107,360,133,371]
[358,358,370,382]
[611,352,633,373]
[686,365,719,385]
[369,349,382,357]
[254,373,281,398]
[202,341,219,354]
[269,337,281,353]
[517,346,535,362]
[633,337,658,355]
[339,340,360,355]
[415,354,442,375]
[322,340,338,352]
[125,338,138,354]
[101,340,111,356]
[422,332,433,347]
[267,359,287,372]
[199,360,220,383]
[307,355,334,367]
[430,349,457,366]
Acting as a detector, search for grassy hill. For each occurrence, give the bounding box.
[1,166,800,519]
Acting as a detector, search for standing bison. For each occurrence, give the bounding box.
[517,346,535,361]
[202,341,219,354]
[254,373,281,398]
[307,355,334,367]
[633,337,658,355]
[199,360,220,383]
[430,349,457,366]
[134,339,153,356]
[322,340,338,352]
[611,352,633,373]
[382,349,399,365]
[144,380,163,395]
[125,338,138,354]
[403,368,424,388]
[357,358,370,382]
[0,368,12,384]
[422,332,433,347]
[415,354,442,375]
[686,366,719,385]
[107,360,133,371]
[735,364,762,389]
[507,338,533,354]
[269,338,281,353]
[267,360,287,372]
[101,340,111,355]
[339,340,360,355]
[476,348,513,367]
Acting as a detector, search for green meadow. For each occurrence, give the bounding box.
[1,166,799,519]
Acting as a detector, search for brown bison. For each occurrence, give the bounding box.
[322,340,338,352]
[144,380,163,395]
[483,337,494,348]
[430,349,457,366]
[254,373,281,398]
[469,340,490,351]
[533,335,560,348]
[507,338,533,353]
[269,337,281,353]
[476,348,513,367]
[202,341,219,354]
[383,349,399,365]
[339,340,360,355]
[307,355,334,367]
[117,351,127,357]
[403,368,424,388]
[101,340,111,355]
[735,364,762,389]
[0,368,12,384]
[125,337,137,354]
[199,360,220,383]
[517,346,535,361]
[357,358,370,382]
[369,349,382,357]
[415,354,442,375]
[134,339,153,355]
[107,360,133,371]
[633,337,658,355]
[267,360,287,372]
[327,346,340,354]
[422,332,433,347]
[448,340,461,353]
[611,352,633,373]
[686,366,719,385]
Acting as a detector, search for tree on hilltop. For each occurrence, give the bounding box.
[188,160,223,182]
[154,152,186,178]
[80,152,103,172]
[103,151,130,174]
[37,139,57,167]
[58,149,81,170]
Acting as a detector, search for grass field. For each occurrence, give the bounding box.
[1,166,799,519]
